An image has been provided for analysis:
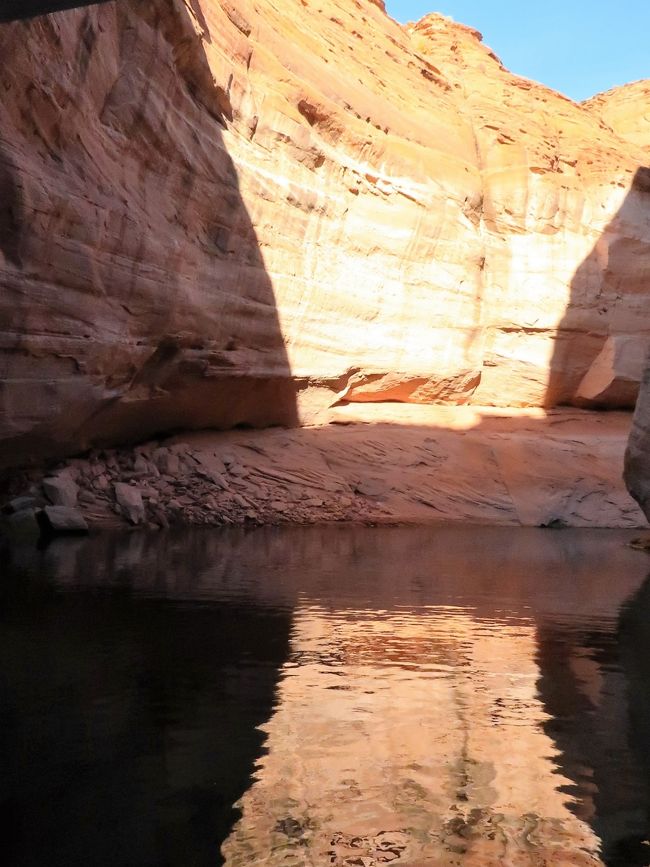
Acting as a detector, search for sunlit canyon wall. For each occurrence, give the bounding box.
[1,0,650,469]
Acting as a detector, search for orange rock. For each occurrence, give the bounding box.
[0,0,649,468]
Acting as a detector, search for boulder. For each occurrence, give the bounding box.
[37,506,88,534]
[113,483,145,525]
[153,449,180,476]
[43,474,79,507]
[134,454,159,476]
[2,495,41,514]
[3,507,41,541]
[354,479,387,498]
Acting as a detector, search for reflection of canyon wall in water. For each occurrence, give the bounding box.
[0,537,294,867]
[208,525,647,867]
[221,606,600,866]
[6,526,650,865]
[534,574,650,867]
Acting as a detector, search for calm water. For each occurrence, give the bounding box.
[2,526,650,866]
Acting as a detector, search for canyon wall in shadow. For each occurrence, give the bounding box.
[0,0,297,470]
[546,166,650,410]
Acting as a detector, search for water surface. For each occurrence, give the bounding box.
[2,526,650,866]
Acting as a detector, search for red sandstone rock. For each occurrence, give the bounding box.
[10,406,643,531]
[0,0,649,473]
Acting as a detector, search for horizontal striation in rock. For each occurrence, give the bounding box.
[1,0,650,467]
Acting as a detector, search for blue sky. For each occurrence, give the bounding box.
[384,0,650,102]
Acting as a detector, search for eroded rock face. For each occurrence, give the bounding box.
[11,406,645,531]
[1,0,650,468]
[625,372,650,521]
[408,18,650,411]
[585,81,650,156]
[0,0,299,468]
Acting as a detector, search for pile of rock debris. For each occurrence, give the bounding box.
[1,436,379,538]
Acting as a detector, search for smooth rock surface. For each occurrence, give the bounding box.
[42,474,79,507]
[2,495,41,514]
[38,505,88,533]
[2,1,650,468]
[113,482,145,525]
[3,507,41,540]
[585,81,650,155]
[9,408,643,531]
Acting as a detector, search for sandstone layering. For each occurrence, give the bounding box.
[4,406,644,533]
[1,0,650,527]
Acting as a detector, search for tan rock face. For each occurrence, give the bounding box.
[585,81,650,156]
[14,406,644,530]
[407,17,650,410]
[1,0,650,467]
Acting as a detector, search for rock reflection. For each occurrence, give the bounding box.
[223,605,600,865]
[3,525,650,866]
[535,573,650,867]
[615,577,650,866]
[0,540,294,867]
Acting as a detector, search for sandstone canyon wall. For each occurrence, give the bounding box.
[1,0,650,470]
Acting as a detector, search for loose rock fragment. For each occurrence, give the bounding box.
[114,483,146,525]
[4,508,41,540]
[2,495,41,514]
[354,479,386,498]
[38,506,88,534]
[43,474,79,507]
